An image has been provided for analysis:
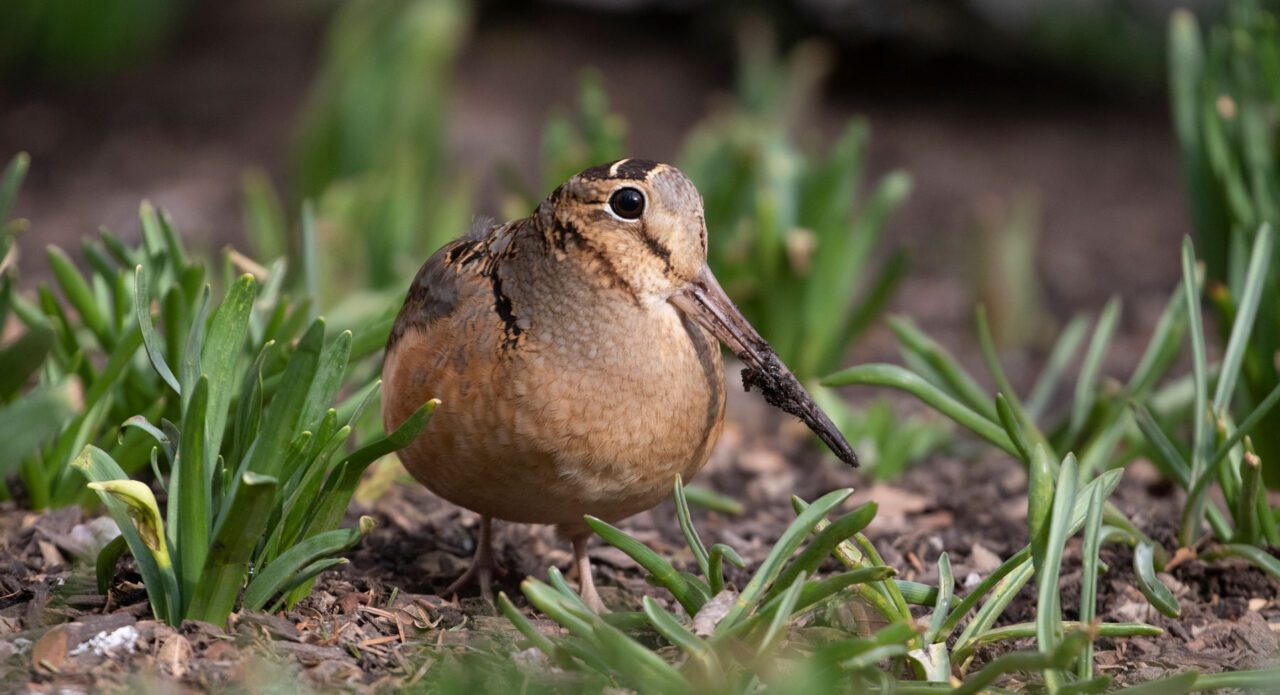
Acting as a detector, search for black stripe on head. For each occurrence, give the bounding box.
[639,225,674,275]
[579,159,661,181]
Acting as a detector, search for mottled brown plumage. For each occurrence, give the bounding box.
[382,159,854,610]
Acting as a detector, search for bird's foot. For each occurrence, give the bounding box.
[443,515,501,604]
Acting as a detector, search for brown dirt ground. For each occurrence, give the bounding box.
[2,380,1278,691]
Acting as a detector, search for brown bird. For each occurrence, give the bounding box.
[382,159,855,611]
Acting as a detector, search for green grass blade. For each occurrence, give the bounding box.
[1037,454,1078,692]
[0,323,54,399]
[716,488,853,633]
[202,274,258,454]
[296,328,351,442]
[265,558,348,613]
[1204,543,1280,581]
[672,476,710,579]
[955,558,1035,659]
[1129,401,1191,487]
[1078,483,1106,680]
[0,152,29,223]
[995,394,1033,465]
[641,596,721,678]
[1212,224,1272,415]
[48,245,113,349]
[240,318,324,481]
[304,400,436,538]
[1192,666,1280,691]
[708,543,745,597]
[1028,445,1056,573]
[923,553,953,645]
[498,592,558,656]
[766,502,877,601]
[720,566,897,643]
[133,264,181,395]
[889,317,997,420]
[756,571,805,658]
[243,517,374,611]
[1026,315,1089,422]
[1108,670,1197,695]
[521,577,594,637]
[1179,236,1210,548]
[188,471,278,625]
[546,566,593,614]
[681,483,744,515]
[1125,285,1187,399]
[1068,298,1121,445]
[95,534,129,596]
[0,384,76,478]
[954,622,1161,665]
[937,546,1031,640]
[822,364,1016,457]
[174,376,210,616]
[1236,448,1263,544]
[1209,379,1280,470]
[179,285,210,411]
[586,515,707,616]
[895,579,939,606]
[1134,541,1180,618]
[976,306,1031,417]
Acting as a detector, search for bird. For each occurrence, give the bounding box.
[382,158,856,611]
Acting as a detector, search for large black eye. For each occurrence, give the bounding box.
[609,187,645,220]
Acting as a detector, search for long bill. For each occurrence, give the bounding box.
[670,266,858,467]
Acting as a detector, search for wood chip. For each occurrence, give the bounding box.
[157,634,192,678]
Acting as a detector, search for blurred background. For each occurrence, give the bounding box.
[0,0,1244,479]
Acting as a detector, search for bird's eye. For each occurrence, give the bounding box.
[608,187,645,220]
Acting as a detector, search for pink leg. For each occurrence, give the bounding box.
[572,533,605,613]
[443,515,496,603]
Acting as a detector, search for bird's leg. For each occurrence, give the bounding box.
[572,533,605,613]
[443,514,497,603]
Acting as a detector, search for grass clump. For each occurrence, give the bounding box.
[0,151,424,625]
[1170,0,1280,488]
[77,226,434,627]
[824,228,1280,579]
[491,473,1280,692]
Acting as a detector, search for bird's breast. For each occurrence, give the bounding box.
[384,292,726,526]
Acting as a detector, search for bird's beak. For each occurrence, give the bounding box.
[670,266,858,467]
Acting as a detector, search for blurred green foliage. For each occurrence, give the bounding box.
[681,30,910,384]
[0,0,187,82]
[1170,0,1280,487]
[293,0,474,303]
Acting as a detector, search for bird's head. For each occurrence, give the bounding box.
[536,158,708,299]
[536,158,858,467]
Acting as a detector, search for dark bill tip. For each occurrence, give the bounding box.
[671,267,859,467]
